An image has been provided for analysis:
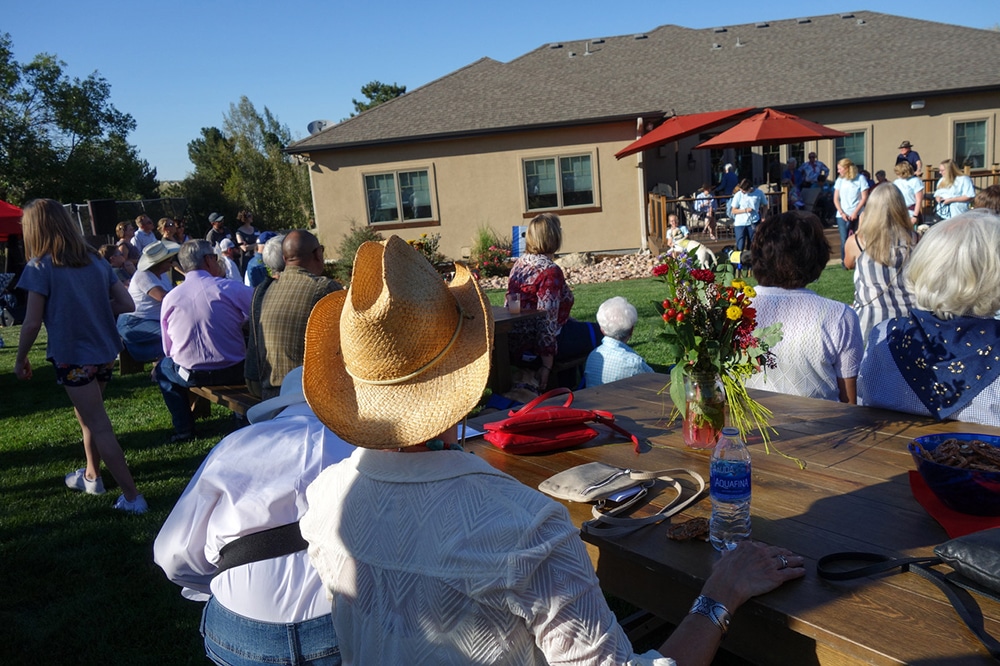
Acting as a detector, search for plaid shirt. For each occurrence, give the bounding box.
[259,266,342,398]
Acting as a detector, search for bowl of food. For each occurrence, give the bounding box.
[909,433,1000,515]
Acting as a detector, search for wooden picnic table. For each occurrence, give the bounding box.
[466,372,1000,665]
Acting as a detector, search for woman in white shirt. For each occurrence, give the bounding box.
[730,178,762,251]
[892,161,924,227]
[833,158,870,264]
[116,240,178,362]
[933,158,975,220]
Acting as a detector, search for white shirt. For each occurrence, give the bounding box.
[153,403,355,622]
[131,229,157,253]
[835,174,868,217]
[934,175,976,219]
[302,448,672,666]
[745,286,863,402]
[221,254,241,281]
[893,176,923,208]
[127,269,172,320]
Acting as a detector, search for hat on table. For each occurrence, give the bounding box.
[302,235,494,449]
[246,366,305,424]
[899,140,913,149]
[137,240,181,272]
[208,212,225,224]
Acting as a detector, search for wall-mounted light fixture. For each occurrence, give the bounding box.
[687,152,697,170]
[910,100,925,110]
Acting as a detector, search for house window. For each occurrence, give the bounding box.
[524,154,594,210]
[835,132,866,171]
[787,143,805,167]
[955,120,987,168]
[365,168,433,224]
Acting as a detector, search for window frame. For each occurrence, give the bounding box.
[362,165,439,229]
[953,118,989,169]
[521,151,601,215]
[834,130,867,172]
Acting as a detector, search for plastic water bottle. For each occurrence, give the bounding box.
[710,427,752,551]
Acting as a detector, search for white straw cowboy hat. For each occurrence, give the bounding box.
[246,366,305,424]
[137,240,180,272]
[303,235,494,449]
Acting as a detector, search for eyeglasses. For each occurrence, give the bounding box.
[164,223,175,228]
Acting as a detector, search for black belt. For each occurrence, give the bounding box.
[187,362,244,386]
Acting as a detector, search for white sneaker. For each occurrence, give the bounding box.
[113,494,148,514]
[65,468,106,495]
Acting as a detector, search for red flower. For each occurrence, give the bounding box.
[690,269,715,283]
[652,264,670,277]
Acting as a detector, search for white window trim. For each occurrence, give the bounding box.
[520,150,601,212]
[362,164,438,226]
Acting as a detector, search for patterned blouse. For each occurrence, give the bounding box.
[507,253,573,357]
[852,240,913,347]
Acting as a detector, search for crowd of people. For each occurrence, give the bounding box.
[11,141,1000,663]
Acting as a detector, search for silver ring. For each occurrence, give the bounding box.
[777,555,789,570]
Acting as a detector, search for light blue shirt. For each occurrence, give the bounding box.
[934,175,975,219]
[835,174,868,217]
[584,336,654,387]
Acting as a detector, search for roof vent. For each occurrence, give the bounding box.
[568,51,576,57]
[857,18,866,25]
[756,22,769,28]
[591,38,605,44]
[840,13,855,19]
[711,43,722,50]
[713,27,727,33]
[797,18,812,24]
[548,43,562,49]
[584,41,592,55]
[633,33,647,40]
[735,37,745,47]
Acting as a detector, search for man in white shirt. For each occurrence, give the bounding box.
[153,367,351,666]
[218,238,242,281]
[130,214,157,253]
[801,152,830,186]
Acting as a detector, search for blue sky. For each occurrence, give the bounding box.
[5,0,996,181]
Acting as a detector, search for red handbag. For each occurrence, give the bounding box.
[483,387,640,454]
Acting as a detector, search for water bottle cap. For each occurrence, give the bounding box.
[721,427,739,436]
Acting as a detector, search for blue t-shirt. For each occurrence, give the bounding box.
[17,253,123,364]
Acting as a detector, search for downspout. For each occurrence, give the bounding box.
[635,117,648,252]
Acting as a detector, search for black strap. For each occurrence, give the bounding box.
[214,522,307,577]
[818,552,1000,659]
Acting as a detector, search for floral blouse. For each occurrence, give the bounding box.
[507,253,573,357]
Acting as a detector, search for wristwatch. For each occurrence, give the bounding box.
[688,594,732,636]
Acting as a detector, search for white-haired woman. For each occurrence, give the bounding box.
[858,212,1000,426]
[933,158,975,220]
[584,296,654,386]
[843,184,917,346]
[300,236,803,666]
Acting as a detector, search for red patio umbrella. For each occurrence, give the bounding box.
[0,200,23,243]
[615,107,755,159]
[693,108,847,149]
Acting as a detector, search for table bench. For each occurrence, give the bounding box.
[188,384,261,417]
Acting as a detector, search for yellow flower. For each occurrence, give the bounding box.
[743,285,756,298]
[726,305,743,320]
[732,279,745,289]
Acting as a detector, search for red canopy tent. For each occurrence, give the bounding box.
[615,107,755,159]
[694,108,847,149]
[0,200,23,242]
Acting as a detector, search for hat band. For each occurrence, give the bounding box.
[345,306,465,386]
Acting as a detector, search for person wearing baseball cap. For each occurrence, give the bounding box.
[205,212,229,247]
[896,140,922,176]
[299,236,804,664]
[243,230,277,288]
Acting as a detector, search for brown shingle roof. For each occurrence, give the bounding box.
[288,11,1000,153]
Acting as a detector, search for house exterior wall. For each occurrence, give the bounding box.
[307,121,647,261]
[306,90,1000,259]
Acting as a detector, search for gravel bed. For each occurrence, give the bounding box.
[477,251,658,290]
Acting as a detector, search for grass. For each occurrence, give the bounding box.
[0,265,853,665]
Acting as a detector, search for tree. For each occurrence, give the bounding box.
[172,96,311,233]
[350,80,406,117]
[0,33,157,204]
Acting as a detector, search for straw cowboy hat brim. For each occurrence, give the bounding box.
[137,240,181,272]
[303,236,494,449]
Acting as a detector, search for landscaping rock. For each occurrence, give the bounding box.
[477,250,657,290]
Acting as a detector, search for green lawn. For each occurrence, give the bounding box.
[0,265,853,665]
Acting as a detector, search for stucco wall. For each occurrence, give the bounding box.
[306,121,646,261]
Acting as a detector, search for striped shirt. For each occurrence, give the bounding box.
[852,242,913,348]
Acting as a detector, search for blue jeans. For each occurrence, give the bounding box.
[154,357,244,435]
[734,224,754,251]
[836,216,851,261]
[117,314,163,362]
[201,597,341,666]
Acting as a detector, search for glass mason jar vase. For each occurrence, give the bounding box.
[683,372,727,449]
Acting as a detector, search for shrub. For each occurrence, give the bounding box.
[407,232,445,265]
[335,221,384,281]
[472,225,512,277]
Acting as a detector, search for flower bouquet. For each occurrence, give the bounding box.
[653,250,784,451]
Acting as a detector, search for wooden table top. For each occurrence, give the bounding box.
[466,372,1000,665]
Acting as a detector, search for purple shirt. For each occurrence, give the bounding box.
[160,269,252,371]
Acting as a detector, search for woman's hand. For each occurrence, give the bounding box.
[700,540,805,611]
[15,357,32,380]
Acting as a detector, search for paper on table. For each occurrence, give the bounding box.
[460,424,485,440]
